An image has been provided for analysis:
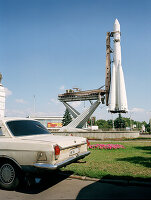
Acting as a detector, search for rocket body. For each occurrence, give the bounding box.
[108,19,128,113]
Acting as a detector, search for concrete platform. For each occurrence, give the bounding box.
[54,131,140,140]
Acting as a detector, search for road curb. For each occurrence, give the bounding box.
[60,172,151,187]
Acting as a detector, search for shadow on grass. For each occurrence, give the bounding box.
[117,156,151,168]
[134,146,151,152]
[101,174,151,182]
[115,145,151,168]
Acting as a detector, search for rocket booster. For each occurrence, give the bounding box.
[108,19,128,113]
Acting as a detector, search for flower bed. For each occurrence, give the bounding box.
[89,144,125,150]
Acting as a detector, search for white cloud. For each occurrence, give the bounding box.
[6,108,34,117]
[49,98,59,105]
[15,99,27,104]
[59,85,65,90]
[6,108,56,118]
[5,109,26,117]
[4,87,12,97]
[30,111,50,117]
[129,107,145,113]
[146,111,151,115]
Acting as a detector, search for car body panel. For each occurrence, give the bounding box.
[0,117,90,172]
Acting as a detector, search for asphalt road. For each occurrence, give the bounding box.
[0,173,151,200]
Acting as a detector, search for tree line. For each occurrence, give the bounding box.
[88,114,150,132]
[62,109,150,132]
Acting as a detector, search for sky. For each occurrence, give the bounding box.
[0,0,150,122]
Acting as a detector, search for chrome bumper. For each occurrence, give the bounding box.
[33,151,90,170]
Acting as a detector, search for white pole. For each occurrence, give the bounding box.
[33,95,36,117]
[112,114,115,130]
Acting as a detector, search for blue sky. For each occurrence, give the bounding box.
[0,0,150,122]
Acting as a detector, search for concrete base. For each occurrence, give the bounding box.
[53,131,140,140]
[59,127,87,132]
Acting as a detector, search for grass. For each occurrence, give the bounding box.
[61,141,151,181]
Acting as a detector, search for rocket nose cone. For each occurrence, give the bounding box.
[114,18,120,31]
[115,18,119,25]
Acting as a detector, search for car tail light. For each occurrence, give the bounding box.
[87,139,90,147]
[54,145,60,160]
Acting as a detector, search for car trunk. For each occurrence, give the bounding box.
[18,134,86,149]
[19,134,88,163]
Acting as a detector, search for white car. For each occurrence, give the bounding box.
[0,118,90,190]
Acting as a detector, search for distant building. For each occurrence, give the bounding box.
[29,116,63,131]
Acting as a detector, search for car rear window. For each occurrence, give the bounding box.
[7,120,51,136]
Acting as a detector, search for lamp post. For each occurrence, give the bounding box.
[33,95,36,117]
[147,111,151,134]
[150,118,151,134]
[129,111,134,131]
[149,111,151,134]
[111,114,115,130]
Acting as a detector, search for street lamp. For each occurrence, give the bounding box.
[149,111,151,133]
[129,111,134,131]
[111,113,115,130]
[33,95,36,117]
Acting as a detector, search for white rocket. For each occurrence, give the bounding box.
[108,19,128,113]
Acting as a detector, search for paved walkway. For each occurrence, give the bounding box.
[0,175,151,199]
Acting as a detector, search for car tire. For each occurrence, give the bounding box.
[0,161,20,190]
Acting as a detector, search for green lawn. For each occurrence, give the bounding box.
[61,141,151,181]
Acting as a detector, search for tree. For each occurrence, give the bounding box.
[96,119,108,129]
[107,120,113,128]
[122,117,130,127]
[114,114,126,128]
[145,123,150,133]
[62,109,72,126]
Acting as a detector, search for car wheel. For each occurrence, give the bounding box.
[0,162,20,190]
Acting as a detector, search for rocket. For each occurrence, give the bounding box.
[108,19,128,113]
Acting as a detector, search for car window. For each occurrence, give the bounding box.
[7,120,51,137]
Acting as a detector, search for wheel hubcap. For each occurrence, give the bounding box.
[0,164,15,184]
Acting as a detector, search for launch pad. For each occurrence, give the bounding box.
[58,88,106,130]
